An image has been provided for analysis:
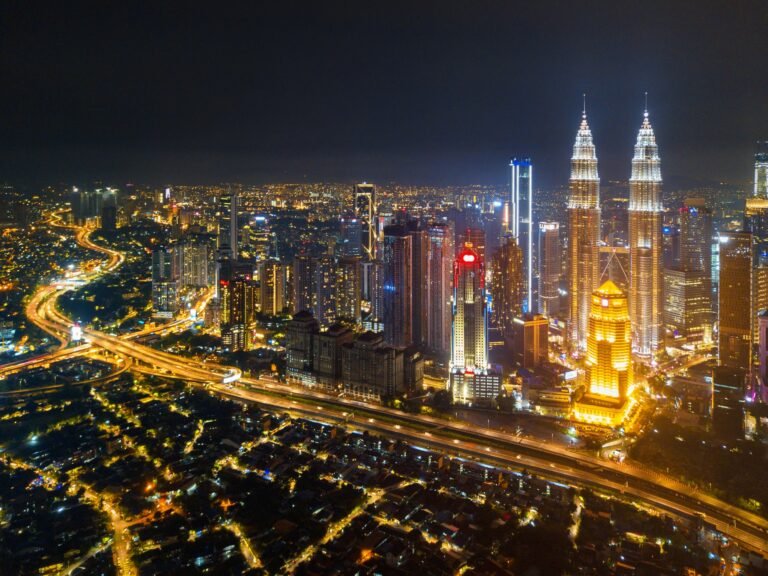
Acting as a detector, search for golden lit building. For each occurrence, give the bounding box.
[573,280,633,426]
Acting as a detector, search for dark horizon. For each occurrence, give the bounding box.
[2,1,768,189]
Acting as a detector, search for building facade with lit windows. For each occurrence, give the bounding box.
[507,158,534,313]
[382,224,413,348]
[568,111,601,352]
[151,246,178,318]
[572,280,633,427]
[258,259,287,317]
[628,110,663,357]
[449,245,501,404]
[537,221,560,317]
[336,256,361,324]
[718,232,755,371]
[755,141,768,200]
[490,234,523,341]
[425,221,454,357]
[662,199,713,344]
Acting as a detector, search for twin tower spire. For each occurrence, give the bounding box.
[568,99,663,358]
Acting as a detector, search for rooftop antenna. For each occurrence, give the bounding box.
[582,93,587,118]
[644,91,649,118]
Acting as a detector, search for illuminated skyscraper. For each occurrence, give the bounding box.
[508,158,534,312]
[407,220,428,347]
[292,255,314,314]
[567,109,601,351]
[573,280,633,427]
[755,141,768,199]
[220,260,256,351]
[382,224,413,347]
[718,232,753,371]
[628,108,663,357]
[663,199,713,344]
[425,222,454,357]
[336,256,361,324]
[258,259,286,317]
[537,222,560,317]
[511,314,548,369]
[217,189,238,260]
[491,234,523,339]
[354,183,377,261]
[151,246,178,317]
[450,245,500,403]
[314,255,337,327]
[339,214,363,257]
[101,188,117,231]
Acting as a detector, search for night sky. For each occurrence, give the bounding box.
[2,1,768,188]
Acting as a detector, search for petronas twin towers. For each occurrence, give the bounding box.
[568,106,663,358]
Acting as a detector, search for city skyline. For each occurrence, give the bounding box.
[5,4,768,575]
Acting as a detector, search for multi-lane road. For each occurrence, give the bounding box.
[15,212,768,556]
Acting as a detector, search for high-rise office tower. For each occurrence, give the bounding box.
[744,198,768,266]
[450,245,500,403]
[744,145,768,343]
[508,158,534,313]
[425,222,454,357]
[339,214,363,257]
[220,260,256,351]
[629,109,663,357]
[663,199,713,344]
[755,141,768,199]
[100,188,118,231]
[718,232,753,371]
[573,280,632,426]
[382,224,413,347]
[217,190,238,260]
[745,144,768,265]
[70,187,103,225]
[151,246,178,317]
[491,235,523,340]
[567,110,601,351]
[511,314,549,369]
[354,183,377,261]
[452,248,487,367]
[336,256,361,324]
[314,255,337,327]
[292,255,315,314]
[258,259,286,317]
[175,239,212,288]
[407,220,427,347]
[537,222,560,317]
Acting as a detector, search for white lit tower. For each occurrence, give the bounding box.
[628,105,663,357]
[568,105,601,351]
[508,158,534,313]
